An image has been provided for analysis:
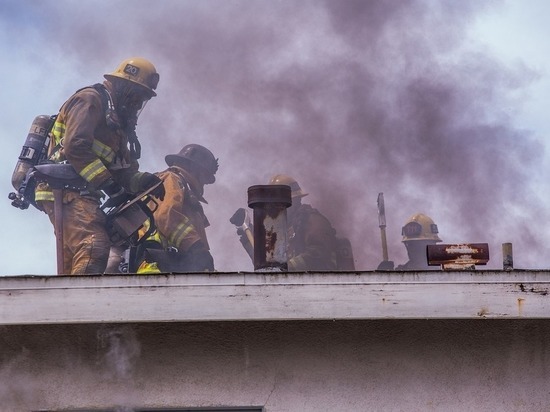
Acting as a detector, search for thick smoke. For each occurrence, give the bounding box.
[0,347,40,409]
[15,0,548,270]
[96,325,142,410]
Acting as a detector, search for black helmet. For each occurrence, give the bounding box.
[165,144,219,183]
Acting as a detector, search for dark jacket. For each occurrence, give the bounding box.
[287,204,338,271]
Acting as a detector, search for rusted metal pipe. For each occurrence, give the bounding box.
[247,185,292,272]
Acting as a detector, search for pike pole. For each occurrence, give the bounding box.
[377,192,389,262]
[52,188,64,275]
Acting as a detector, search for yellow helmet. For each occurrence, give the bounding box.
[401,213,442,242]
[268,174,308,198]
[104,57,159,97]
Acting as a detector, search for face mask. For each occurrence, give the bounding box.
[115,82,151,128]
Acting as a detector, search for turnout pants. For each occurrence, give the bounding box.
[41,192,111,275]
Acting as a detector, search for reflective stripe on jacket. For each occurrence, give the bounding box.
[147,167,209,252]
[135,167,210,274]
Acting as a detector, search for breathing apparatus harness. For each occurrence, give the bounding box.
[9,83,144,211]
[100,83,142,161]
[87,83,142,161]
[48,83,141,162]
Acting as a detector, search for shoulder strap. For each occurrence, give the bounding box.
[49,84,112,161]
[70,83,112,112]
[92,83,141,160]
[71,84,141,160]
[90,83,114,112]
[89,83,119,131]
[63,84,116,128]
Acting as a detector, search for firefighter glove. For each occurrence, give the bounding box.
[138,172,165,201]
[100,178,133,209]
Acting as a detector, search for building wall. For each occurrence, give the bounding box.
[1,319,550,411]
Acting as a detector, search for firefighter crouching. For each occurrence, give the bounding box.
[134,144,219,273]
[35,57,165,274]
[267,174,355,271]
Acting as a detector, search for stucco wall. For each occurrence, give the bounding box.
[1,319,549,411]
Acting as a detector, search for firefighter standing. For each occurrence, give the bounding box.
[35,57,165,274]
[268,174,354,271]
[377,213,442,271]
[135,144,218,273]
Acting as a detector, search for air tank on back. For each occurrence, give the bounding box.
[11,115,55,191]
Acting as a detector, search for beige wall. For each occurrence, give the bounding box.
[1,319,550,411]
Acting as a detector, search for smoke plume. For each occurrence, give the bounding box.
[14,0,547,270]
[97,325,142,410]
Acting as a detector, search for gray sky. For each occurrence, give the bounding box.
[1,0,549,275]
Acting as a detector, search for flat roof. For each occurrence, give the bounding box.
[1,270,549,325]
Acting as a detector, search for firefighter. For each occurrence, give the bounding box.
[35,57,165,274]
[377,213,442,271]
[134,144,218,273]
[268,174,354,271]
